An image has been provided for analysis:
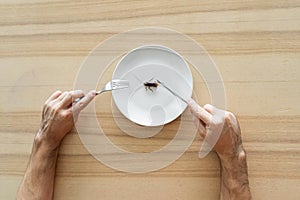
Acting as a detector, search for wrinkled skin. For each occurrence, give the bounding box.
[16,90,96,200]
[17,92,251,200]
[37,90,95,151]
[188,99,251,200]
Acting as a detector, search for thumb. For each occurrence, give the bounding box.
[187,98,212,126]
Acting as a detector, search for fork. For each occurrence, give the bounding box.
[96,79,129,95]
[73,79,129,102]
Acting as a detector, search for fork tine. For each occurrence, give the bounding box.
[112,80,129,86]
[111,79,129,88]
[112,85,129,90]
[112,82,128,86]
[95,80,129,95]
[112,79,129,83]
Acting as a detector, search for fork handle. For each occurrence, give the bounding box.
[73,90,103,103]
[73,96,83,103]
[96,90,105,95]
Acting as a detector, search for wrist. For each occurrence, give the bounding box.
[219,146,251,199]
[219,145,248,182]
[218,144,246,167]
[33,130,60,158]
[29,135,59,173]
[18,132,59,200]
[34,130,61,154]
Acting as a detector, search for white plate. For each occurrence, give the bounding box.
[112,45,193,126]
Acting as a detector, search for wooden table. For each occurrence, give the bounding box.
[1,0,300,199]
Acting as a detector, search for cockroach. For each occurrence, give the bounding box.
[144,80,158,92]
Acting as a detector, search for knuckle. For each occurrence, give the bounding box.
[78,90,84,95]
[77,101,85,108]
[211,113,224,126]
[61,91,67,96]
[60,110,73,119]
[226,111,234,119]
[66,110,73,117]
[225,112,236,123]
[196,108,204,115]
[203,104,211,109]
[65,92,72,99]
[43,102,53,111]
[200,131,206,136]
[55,90,62,95]
[213,118,223,126]
[62,92,73,103]
[43,102,49,110]
[214,117,224,126]
[53,105,60,114]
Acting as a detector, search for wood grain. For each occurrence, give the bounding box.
[0,0,300,199]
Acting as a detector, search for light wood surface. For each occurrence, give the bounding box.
[1,0,300,199]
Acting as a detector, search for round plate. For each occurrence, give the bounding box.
[112,45,193,126]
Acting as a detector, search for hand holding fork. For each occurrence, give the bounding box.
[73,80,129,103]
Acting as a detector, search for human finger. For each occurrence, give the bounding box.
[45,90,62,104]
[192,114,199,127]
[204,104,227,128]
[55,91,68,102]
[191,114,205,132]
[199,129,206,140]
[187,98,212,126]
[192,115,206,140]
[73,90,96,113]
[60,90,85,108]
